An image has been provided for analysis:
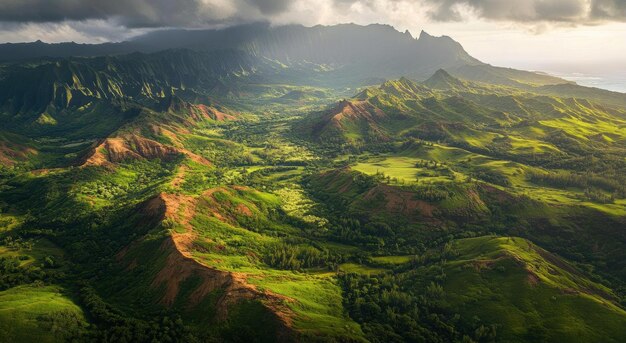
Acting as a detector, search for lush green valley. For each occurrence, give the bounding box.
[0,23,625,343]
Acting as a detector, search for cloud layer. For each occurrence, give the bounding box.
[425,0,626,23]
[0,0,293,27]
[0,0,625,44]
[0,0,625,28]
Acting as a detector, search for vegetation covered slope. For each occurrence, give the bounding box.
[341,236,626,342]
[301,72,626,210]
[304,71,626,153]
[443,236,626,342]
[1,26,626,342]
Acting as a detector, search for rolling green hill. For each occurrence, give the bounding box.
[341,236,626,342]
[442,236,626,342]
[0,23,625,343]
[303,72,626,154]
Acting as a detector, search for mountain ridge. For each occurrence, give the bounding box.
[0,23,567,88]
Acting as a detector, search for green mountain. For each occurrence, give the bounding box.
[0,23,570,89]
[1,24,626,343]
[423,68,471,90]
[302,72,626,165]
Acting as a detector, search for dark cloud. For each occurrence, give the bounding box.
[0,0,293,27]
[425,0,626,23]
[0,0,626,30]
[591,0,626,20]
[0,0,198,26]
[248,0,293,15]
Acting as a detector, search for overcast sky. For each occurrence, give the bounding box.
[0,0,625,75]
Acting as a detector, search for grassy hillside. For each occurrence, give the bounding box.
[0,234,89,342]
[0,46,625,342]
[302,73,626,160]
[0,285,88,342]
[442,236,626,342]
[341,236,626,342]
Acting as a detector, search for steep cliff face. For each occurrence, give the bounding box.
[0,24,490,95]
[0,50,262,117]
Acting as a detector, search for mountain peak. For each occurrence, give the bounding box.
[419,30,434,40]
[432,68,453,78]
[423,68,467,90]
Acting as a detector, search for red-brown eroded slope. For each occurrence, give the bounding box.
[81,134,210,167]
[0,140,37,166]
[310,99,390,142]
[118,191,295,337]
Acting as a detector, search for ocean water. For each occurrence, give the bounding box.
[549,72,626,93]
